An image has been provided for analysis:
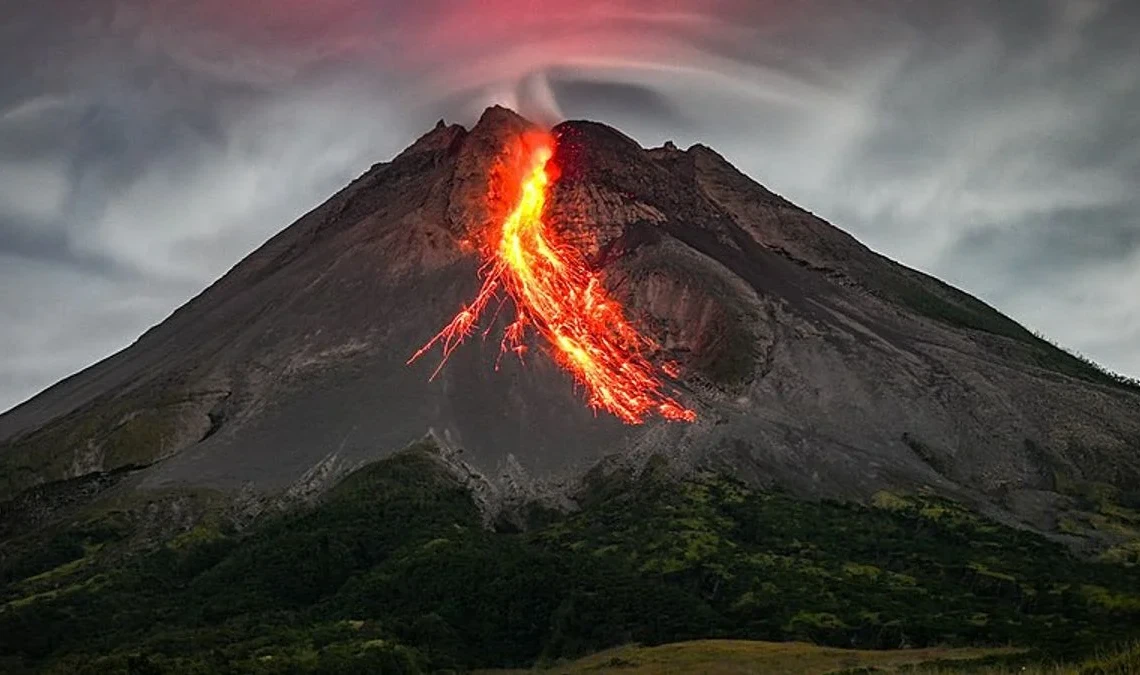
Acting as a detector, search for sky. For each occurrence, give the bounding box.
[1,0,1138,413]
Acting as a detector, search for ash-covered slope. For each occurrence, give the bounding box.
[2,107,1137,544]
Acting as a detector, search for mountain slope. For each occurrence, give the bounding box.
[2,444,1138,672]
[1,107,1138,550]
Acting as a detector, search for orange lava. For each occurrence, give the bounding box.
[409,132,695,425]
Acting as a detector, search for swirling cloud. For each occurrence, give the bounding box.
[1,0,1137,411]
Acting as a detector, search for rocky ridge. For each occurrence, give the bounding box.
[1,106,1138,551]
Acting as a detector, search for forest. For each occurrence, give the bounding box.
[2,443,1139,673]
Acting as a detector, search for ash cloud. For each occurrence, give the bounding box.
[2,0,1139,411]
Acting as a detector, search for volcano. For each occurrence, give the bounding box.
[2,107,1138,546]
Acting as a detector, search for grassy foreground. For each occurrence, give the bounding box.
[481,640,1140,675]
[478,639,1020,674]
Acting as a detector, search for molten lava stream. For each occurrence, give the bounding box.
[409,132,695,425]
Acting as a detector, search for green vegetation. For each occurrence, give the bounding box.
[476,639,1019,675]
[1047,465,1140,557]
[0,380,220,499]
[2,445,1139,673]
[875,265,1140,393]
[0,396,170,498]
[904,641,1140,674]
[479,641,1140,674]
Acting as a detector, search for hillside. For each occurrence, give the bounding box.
[1,107,1138,556]
[2,107,1140,672]
[2,444,1139,672]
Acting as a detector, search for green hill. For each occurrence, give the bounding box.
[2,442,1139,673]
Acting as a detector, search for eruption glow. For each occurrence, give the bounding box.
[409,132,695,425]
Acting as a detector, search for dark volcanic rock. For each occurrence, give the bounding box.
[2,107,1138,548]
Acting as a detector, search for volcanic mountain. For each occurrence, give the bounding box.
[2,107,1138,547]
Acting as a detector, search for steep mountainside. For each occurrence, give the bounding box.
[1,106,1138,549]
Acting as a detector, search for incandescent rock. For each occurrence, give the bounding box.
[2,107,1139,550]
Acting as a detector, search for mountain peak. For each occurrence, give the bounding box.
[1,108,1138,551]
[395,120,467,160]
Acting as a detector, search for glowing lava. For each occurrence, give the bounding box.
[409,132,695,425]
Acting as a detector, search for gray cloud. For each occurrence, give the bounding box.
[1,0,1138,411]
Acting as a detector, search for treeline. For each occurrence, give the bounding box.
[2,446,1139,673]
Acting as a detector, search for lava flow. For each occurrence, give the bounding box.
[409,131,695,425]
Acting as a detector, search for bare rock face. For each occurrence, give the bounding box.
[1,107,1138,550]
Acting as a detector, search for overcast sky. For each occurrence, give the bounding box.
[2,0,1138,413]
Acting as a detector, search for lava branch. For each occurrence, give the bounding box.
[408,132,696,425]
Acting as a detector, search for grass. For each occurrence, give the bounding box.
[4,573,107,610]
[475,640,1020,674]
[909,642,1140,674]
[477,640,1140,675]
